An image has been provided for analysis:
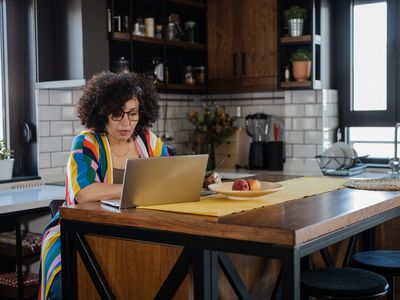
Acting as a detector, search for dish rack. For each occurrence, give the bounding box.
[315,155,368,176]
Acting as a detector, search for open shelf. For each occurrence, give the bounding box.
[167,0,206,10]
[280,81,312,88]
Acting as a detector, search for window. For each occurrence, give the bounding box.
[0,0,39,181]
[335,0,400,163]
[0,1,5,141]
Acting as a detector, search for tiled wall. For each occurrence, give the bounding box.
[36,88,338,176]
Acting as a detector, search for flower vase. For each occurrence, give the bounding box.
[206,143,216,171]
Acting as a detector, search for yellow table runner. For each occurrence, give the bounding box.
[139,177,347,217]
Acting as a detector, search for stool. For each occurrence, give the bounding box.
[301,267,388,299]
[352,250,400,300]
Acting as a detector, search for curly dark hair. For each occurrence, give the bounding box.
[77,71,160,136]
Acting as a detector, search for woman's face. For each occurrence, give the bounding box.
[106,98,140,142]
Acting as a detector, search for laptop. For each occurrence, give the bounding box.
[101,154,208,209]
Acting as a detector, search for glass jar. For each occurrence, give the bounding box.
[184,21,196,43]
[195,66,206,84]
[166,23,176,41]
[183,65,195,85]
[113,57,130,74]
[155,25,163,39]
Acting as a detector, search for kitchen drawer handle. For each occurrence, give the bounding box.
[242,52,246,76]
[233,53,237,76]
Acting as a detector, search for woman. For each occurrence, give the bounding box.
[39,71,172,299]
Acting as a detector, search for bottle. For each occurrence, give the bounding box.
[235,106,250,168]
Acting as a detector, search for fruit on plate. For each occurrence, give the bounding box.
[247,179,261,190]
[232,179,249,191]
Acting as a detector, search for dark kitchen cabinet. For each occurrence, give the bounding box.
[108,0,207,93]
[278,0,332,89]
[208,0,278,93]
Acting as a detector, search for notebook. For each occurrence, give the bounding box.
[101,154,208,209]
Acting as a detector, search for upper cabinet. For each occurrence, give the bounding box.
[208,0,278,93]
[278,0,332,89]
[108,0,207,93]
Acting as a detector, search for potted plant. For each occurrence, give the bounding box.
[0,139,14,181]
[284,5,308,37]
[290,48,312,81]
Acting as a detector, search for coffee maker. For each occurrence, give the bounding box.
[245,113,269,169]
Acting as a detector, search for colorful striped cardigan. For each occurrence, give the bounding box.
[39,129,171,299]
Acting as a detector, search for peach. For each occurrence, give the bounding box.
[232,179,249,191]
[247,179,261,190]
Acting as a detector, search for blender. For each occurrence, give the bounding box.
[245,113,269,169]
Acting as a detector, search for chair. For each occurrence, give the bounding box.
[301,267,388,299]
[49,199,65,217]
[352,250,400,300]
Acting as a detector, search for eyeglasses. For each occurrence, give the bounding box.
[110,110,140,122]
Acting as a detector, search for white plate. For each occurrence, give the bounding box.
[208,181,284,200]
[321,142,355,169]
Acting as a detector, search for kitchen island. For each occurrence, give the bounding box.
[60,175,400,299]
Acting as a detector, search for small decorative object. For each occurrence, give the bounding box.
[155,25,163,39]
[187,103,236,170]
[284,5,308,37]
[284,65,290,82]
[0,139,14,181]
[183,65,195,85]
[112,57,130,74]
[290,48,311,81]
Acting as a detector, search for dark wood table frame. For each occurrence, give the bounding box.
[61,203,400,300]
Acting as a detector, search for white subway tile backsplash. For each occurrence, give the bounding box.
[292,90,317,104]
[263,105,284,116]
[63,136,74,151]
[39,121,50,137]
[323,117,339,130]
[284,91,292,104]
[62,106,78,120]
[37,87,339,173]
[252,98,274,105]
[323,103,338,117]
[51,121,73,136]
[40,137,62,152]
[292,118,317,130]
[231,93,252,99]
[284,105,305,117]
[292,144,317,158]
[39,106,61,121]
[73,121,85,135]
[208,93,232,100]
[51,152,70,167]
[72,90,83,105]
[50,90,73,105]
[169,119,182,130]
[286,131,304,144]
[174,131,190,143]
[305,131,323,144]
[37,90,50,105]
[39,153,51,168]
[305,104,323,117]
[252,91,274,99]
[39,167,64,177]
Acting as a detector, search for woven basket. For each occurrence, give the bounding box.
[344,179,400,191]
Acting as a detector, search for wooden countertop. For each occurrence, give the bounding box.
[60,175,400,246]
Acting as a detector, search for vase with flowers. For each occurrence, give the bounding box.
[187,103,236,170]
